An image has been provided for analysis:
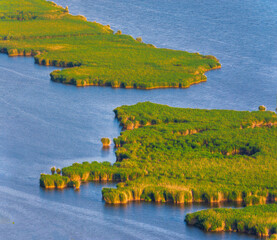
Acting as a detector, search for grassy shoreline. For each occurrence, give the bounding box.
[49,65,221,89]
[0,0,221,89]
[185,204,277,238]
[40,102,277,206]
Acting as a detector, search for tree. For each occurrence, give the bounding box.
[56,168,61,175]
[51,167,56,175]
[258,105,266,111]
[101,138,111,146]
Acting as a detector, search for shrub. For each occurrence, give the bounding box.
[101,138,111,146]
[186,204,277,238]
[40,174,69,188]
[136,37,142,42]
[259,105,266,111]
[270,234,277,240]
[74,180,80,189]
[51,167,56,175]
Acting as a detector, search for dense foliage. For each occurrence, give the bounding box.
[259,105,267,111]
[0,0,220,89]
[185,204,277,238]
[40,102,277,205]
[101,138,111,146]
[40,173,80,189]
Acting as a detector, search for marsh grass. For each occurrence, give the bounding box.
[185,204,277,238]
[101,138,111,146]
[0,0,221,89]
[40,102,277,205]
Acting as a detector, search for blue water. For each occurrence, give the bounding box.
[1,0,276,239]
[56,0,277,111]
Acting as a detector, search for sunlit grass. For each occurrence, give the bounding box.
[40,102,277,206]
[0,0,221,89]
[185,204,277,238]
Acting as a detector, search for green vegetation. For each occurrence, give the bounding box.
[0,0,220,89]
[40,173,82,189]
[259,105,267,111]
[50,166,55,175]
[40,102,277,205]
[56,168,61,175]
[101,138,111,146]
[185,204,277,238]
[271,234,277,240]
[136,37,142,43]
[40,173,69,189]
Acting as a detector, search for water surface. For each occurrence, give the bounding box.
[55,0,277,111]
[1,0,277,239]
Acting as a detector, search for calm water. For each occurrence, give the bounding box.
[1,0,276,239]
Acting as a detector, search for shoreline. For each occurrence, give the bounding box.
[0,47,221,90]
[52,65,221,89]
[41,178,276,205]
[185,205,277,239]
[0,0,221,90]
[40,102,277,206]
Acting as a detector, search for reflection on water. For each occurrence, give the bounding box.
[1,0,277,238]
[0,54,258,240]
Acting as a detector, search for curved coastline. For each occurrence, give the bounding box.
[0,45,221,89]
[185,204,277,239]
[49,65,221,89]
[0,0,221,89]
[40,102,277,207]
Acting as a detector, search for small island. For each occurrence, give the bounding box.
[40,102,277,206]
[0,0,220,89]
[101,138,111,147]
[40,166,81,190]
[185,204,277,239]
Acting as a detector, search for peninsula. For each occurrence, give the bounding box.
[40,102,277,206]
[0,0,220,89]
[185,204,277,239]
